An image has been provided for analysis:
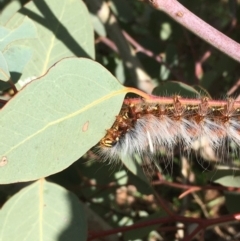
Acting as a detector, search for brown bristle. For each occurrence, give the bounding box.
[100,96,240,149]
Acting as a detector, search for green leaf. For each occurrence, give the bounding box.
[121,155,150,185]
[3,45,33,84]
[0,0,21,26]
[200,70,218,90]
[0,58,126,184]
[208,170,240,187]
[110,0,134,23]
[160,22,172,40]
[193,85,211,98]
[90,13,106,37]
[115,58,125,84]
[0,51,10,81]
[214,174,240,188]
[0,179,87,241]
[0,17,36,88]
[6,0,95,84]
[0,17,37,50]
[225,192,240,213]
[153,81,200,98]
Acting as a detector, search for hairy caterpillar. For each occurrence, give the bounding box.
[99,96,240,164]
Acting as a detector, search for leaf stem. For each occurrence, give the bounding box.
[124,89,240,108]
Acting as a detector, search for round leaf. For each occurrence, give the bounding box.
[0,0,21,26]
[0,180,87,241]
[0,58,126,183]
[0,17,37,50]
[6,0,94,83]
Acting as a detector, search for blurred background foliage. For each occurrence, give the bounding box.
[90,0,240,98]
[1,0,240,240]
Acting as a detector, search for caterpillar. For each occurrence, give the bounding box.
[99,96,240,164]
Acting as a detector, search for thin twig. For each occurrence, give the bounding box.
[96,36,119,53]
[152,179,240,194]
[154,191,175,216]
[122,30,184,81]
[88,211,240,241]
[227,78,240,96]
[122,31,163,63]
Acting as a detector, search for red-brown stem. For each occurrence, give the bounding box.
[152,179,240,196]
[0,99,8,104]
[122,31,184,81]
[96,36,119,53]
[123,89,240,108]
[148,0,240,63]
[87,211,240,241]
[122,31,162,62]
[125,87,152,99]
[154,191,175,216]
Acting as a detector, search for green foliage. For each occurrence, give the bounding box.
[209,170,240,188]
[0,0,96,240]
[152,81,200,98]
[0,0,240,241]
[0,58,125,183]
[0,17,36,87]
[0,180,87,241]
[3,0,95,88]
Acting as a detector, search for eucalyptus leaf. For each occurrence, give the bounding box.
[153,81,200,98]
[214,174,240,188]
[0,51,10,81]
[0,17,36,87]
[193,85,211,98]
[0,179,87,241]
[2,45,32,85]
[0,0,21,26]
[121,155,150,184]
[225,192,240,213]
[6,0,95,83]
[0,58,126,184]
[110,0,134,23]
[90,13,106,37]
[0,17,37,50]
[208,170,240,187]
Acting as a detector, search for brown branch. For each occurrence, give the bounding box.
[88,211,240,241]
[122,30,184,81]
[154,191,175,216]
[123,92,240,108]
[152,179,240,195]
[0,99,8,105]
[122,31,163,63]
[148,0,240,63]
[96,36,119,53]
